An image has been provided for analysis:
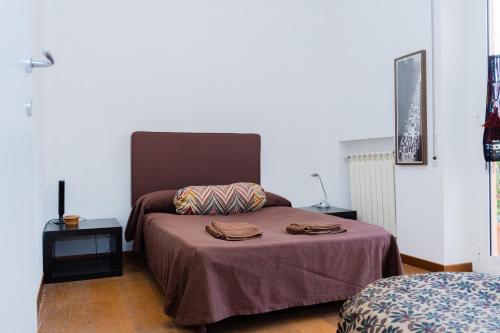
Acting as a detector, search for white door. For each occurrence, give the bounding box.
[484,0,500,274]
[482,163,500,274]
[0,0,40,331]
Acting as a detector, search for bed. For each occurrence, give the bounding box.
[125,131,403,329]
[337,272,500,332]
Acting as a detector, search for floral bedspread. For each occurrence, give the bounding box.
[337,272,500,333]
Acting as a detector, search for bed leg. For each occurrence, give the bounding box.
[195,324,207,333]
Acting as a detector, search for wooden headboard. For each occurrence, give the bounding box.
[130,132,261,204]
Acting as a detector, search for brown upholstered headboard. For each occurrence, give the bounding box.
[131,132,261,204]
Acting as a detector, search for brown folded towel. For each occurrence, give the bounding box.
[286,223,346,235]
[206,221,262,241]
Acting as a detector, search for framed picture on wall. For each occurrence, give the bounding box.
[394,50,427,165]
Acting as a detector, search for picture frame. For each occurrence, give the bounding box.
[394,50,427,165]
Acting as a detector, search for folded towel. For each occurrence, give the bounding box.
[206,221,262,241]
[286,223,346,235]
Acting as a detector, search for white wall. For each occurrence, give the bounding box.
[324,0,490,267]
[40,0,491,267]
[41,0,331,251]
[438,0,490,269]
[322,0,448,264]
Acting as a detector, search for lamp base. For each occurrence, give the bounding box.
[314,200,330,209]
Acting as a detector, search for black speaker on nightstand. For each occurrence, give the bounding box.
[58,180,65,222]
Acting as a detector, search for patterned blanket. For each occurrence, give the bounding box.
[338,272,500,333]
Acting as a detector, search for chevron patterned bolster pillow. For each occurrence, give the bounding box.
[174,182,267,215]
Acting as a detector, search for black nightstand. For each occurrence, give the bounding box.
[43,218,123,283]
[299,206,357,220]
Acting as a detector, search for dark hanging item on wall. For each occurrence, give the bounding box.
[483,56,500,162]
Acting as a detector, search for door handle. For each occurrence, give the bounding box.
[26,50,54,73]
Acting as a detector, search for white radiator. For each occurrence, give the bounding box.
[346,151,396,235]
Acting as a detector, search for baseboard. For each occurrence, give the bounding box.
[444,262,473,272]
[401,254,472,272]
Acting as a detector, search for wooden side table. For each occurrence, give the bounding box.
[298,206,357,220]
[43,218,123,283]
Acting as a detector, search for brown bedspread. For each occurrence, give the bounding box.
[137,207,402,326]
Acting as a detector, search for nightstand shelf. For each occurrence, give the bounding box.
[51,256,119,280]
[299,206,357,220]
[43,218,123,283]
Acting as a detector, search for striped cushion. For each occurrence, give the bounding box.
[174,182,267,215]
